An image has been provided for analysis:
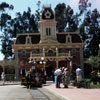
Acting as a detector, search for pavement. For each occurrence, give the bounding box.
[43,81,100,100]
[0,81,100,100]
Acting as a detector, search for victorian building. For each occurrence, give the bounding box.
[12,6,84,79]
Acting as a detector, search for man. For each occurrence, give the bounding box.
[26,71,32,88]
[54,67,62,88]
[76,66,83,88]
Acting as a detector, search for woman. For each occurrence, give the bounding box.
[63,68,70,88]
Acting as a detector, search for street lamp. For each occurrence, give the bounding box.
[40,57,46,68]
[29,59,36,70]
[98,44,100,57]
[40,57,46,83]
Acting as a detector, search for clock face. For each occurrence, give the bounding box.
[42,8,54,20]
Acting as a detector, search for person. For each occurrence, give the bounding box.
[1,72,5,85]
[91,70,97,84]
[63,68,70,88]
[61,67,65,83]
[54,67,62,88]
[97,70,100,84]
[76,66,83,88]
[25,71,32,88]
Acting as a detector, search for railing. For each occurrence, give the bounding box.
[5,74,15,82]
[31,53,70,58]
[58,53,69,57]
[31,53,43,57]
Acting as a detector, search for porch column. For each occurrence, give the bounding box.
[15,50,19,81]
[80,48,84,74]
[56,60,59,68]
[56,47,58,56]
[43,48,45,57]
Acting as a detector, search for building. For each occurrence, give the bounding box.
[12,6,84,79]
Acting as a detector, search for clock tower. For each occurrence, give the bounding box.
[38,6,57,43]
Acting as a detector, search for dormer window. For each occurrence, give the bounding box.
[26,35,31,44]
[46,28,51,36]
[66,34,72,43]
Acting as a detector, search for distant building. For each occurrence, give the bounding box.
[12,6,84,79]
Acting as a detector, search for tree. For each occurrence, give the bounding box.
[78,0,91,15]
[55,3,67,32]
[83,9,100,57]
[35,1,41,23]
[85,56,99,70]
[65,5,79,32]
[0,2,38,59]
[11,7,38,36]
[0,2,14,59]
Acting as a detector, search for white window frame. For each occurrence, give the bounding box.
[46,28,51,36]
[26,35,31,44]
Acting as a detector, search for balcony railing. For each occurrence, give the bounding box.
[30,52,70,58]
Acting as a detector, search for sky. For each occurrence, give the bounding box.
[0,0,100,60]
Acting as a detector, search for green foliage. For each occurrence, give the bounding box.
[65,5,79,32]
[78,0,91,15]
[55,3,67,32]
[0,2,14,11]
[85,55,100,70]
[0,2,38,59]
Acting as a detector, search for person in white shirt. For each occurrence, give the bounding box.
[54,67,62,88]
[76,66,83,88]
[1,72,5,85]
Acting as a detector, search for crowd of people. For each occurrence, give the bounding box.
[54,66,83,88]
[1,66,100,88]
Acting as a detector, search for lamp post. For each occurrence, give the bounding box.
[40,57,46,71]
[29,59,36,70]
[40,57,46,83]
[98,44,100,57]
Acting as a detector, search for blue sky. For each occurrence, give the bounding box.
[1,0,100,17]
[0,0,100,60]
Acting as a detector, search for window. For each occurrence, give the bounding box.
[66,35,72,43]
[27,38,30,44]
[46,28,51,36]
[22,50,26,58]
[26,36,31,44]
[72,49,76,56]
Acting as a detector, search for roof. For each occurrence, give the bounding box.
[16,34,40,44]
[15,33,82,44]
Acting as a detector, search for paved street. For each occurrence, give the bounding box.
[0,82,63,100]
[0,81,100,100]
[0,84,33,100]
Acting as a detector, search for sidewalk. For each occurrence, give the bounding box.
[43,81,100,100]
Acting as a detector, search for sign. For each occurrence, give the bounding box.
[32,66,35,70]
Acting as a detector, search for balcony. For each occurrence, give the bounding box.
[30,52,71,58]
